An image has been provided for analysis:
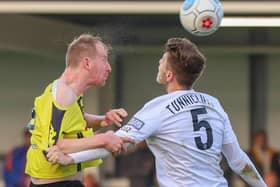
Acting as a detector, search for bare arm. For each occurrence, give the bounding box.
[46,138,135,165]
[46,147,112,165]
[84,108,128,130]
[84,113,106,131]
[56,131,131,154]
[68,141,134,163]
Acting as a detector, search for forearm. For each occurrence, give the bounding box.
[85,108,128,130]
[47,148,112,165]
[223,143,267,187]
[46,132,135,165]
[56,134,106,154]
[69,148,111,164]
[238,155,267,187]
[69,142,133,163]
[84,113,105,130]
[233,152,267,187]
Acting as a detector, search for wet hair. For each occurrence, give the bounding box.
[164,38,206,87]
[65,33,110,67]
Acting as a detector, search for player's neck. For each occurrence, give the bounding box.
[166,83,191,93]
[60,68,86,96]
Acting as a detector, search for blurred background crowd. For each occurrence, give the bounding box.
[0,0,279,187]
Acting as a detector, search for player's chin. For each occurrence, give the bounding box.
[156,74,161,83]
[94,80,106,87]
[156,76,164,85]
[100,80,107,87]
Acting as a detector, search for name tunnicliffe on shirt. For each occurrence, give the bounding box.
[166,93,213,114]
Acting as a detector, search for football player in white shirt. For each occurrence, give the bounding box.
[46,38,267,187]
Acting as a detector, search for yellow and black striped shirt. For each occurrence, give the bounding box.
[25,82,102,178]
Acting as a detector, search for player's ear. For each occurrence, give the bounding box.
[166,70,174,81]
[82,57,92,70]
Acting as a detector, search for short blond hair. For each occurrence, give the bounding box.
[65,34,110,67]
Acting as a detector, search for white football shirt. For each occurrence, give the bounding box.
[116,89,236,187]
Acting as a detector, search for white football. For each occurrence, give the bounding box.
[180,0,224,36]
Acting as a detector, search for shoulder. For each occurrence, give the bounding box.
[39,82,54,96]
[196,91,220,103]
[195,91,229,119]
[141,93,171,111]
[34,82,53,104]
[34,82,53,100]
[132,94,172,120]
[197,91,224,108]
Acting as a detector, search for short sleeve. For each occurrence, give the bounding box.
[116,103,162,144]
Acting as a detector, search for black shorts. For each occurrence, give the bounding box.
[30,181,85,187]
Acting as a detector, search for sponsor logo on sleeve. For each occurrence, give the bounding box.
[120,125,132,133]
[127,117,145,130]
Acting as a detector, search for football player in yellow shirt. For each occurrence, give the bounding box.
[25,34,134,187]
